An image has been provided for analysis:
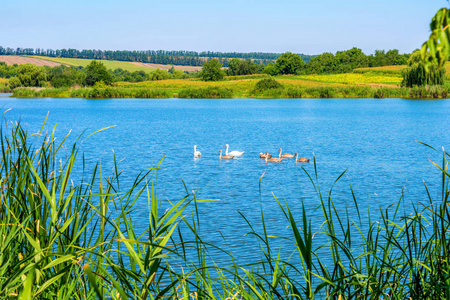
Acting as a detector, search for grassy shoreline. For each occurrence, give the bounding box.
[11,84,450,99]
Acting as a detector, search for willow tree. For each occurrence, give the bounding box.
[402,51,446,87]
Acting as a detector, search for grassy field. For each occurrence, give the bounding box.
[291,73,402,86]
[354,65,406,74]
[27,56,157,73]
[355,62,450,76]
[114,72,401,97]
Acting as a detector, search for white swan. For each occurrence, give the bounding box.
[225,144,244,157]
[194,145,201,157]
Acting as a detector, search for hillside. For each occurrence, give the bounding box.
[0,55,203,73]
[0,55,63,67]
[27,56,156,73]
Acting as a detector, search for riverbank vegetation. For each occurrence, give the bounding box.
[0,46,448,98]
[1,115,450,299]
[8,67,450,99]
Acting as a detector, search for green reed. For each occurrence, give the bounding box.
[252,86,414,99]
[1,115,450,299]
[12,87,172,99]
[178,87,234,99]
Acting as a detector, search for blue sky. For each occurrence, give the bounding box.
[1,0,446,55]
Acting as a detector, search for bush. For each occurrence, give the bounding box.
[253,78,284,92]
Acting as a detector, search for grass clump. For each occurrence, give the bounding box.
[178,86,233,98]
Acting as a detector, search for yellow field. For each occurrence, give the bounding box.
[27,56,156,73]
[282,73,402,86]
[355,62,450,75]
[114,71,401,97]
[354,65,406,74]
[0,78,9,83]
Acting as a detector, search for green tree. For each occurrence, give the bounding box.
[304,52,337,74]
[8,77,21,89]
[402,51,445,87]
[335,47,368,71]
[48,65,85,88]
[263,63,279,76]
[275,52,305,75]
[201,59,225,81]
[227,58,241,76]
[151,69,172,80]
[84,61,113,86]
[13,64,47,87]
[227,58,259,76]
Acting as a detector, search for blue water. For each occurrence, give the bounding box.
[1,97,449,265]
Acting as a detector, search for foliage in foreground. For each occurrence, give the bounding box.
[422,7,450,68]
[1,116,450,299]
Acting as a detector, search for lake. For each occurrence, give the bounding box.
[1,95,449,265]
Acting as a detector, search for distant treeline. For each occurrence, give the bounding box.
[0,46,315,66]
[301,48,410,74]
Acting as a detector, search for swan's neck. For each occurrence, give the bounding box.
[225,145,229,155]
[279,149,282,159]
[194,146,197,151]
